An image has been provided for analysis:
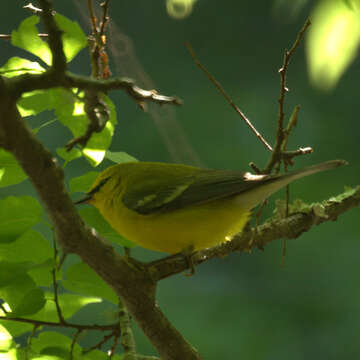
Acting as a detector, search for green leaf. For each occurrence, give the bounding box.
[106,151,138,164]
[11,16,52,65]
[64,262,118,304]
[31,332,82,359]
[307,0,360,90]
[56,147,82,164]
[0,324,13,351]
[70,171,99,194]
[0,196,42,243]
[0,262,32,287]
[0,229,52,263]
[27,259,55,287]
[79,207,135,248]
[17,90,55,117]
[0,56,45,77]
[54,14,88,63]
[0,264,45,316]
[0,230,54,286]
[9,287,46,317]
[0,150,27,187]
[53,89,117,167]
[0,309,33,337]
[31,293,101,323]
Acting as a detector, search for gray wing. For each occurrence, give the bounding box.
[122,168,275,215]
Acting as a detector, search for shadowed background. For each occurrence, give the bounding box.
[1,0,359,359]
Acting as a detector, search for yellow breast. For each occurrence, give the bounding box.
[96,195,251,254]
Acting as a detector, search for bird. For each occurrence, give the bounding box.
[75,159,347,256]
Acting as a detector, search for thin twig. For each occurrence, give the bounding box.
[87,0,98,33]
[265,19,311,173]
[0,33,48,40]
[99,0,111,35]
[52,268,66,324]
[109,331,121,358]
[83,331,116,354]
[25,324,39,360]
[185,42,273,152]
[0,315,120,331]
[23,2,43,14]
[70,329,83,360]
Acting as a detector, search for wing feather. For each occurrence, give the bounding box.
[122,166,275,215]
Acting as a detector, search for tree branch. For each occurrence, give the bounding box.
[0,76,200,360]
[148,186,360,281]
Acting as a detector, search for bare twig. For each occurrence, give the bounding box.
[185,42,273,152]
[70,329,83,360]
[87,0,111,79]
[24,2,43,14]
[265,19,311,173]
[0,315,120,331]
[83,331,117,354]
[99,0,111,35]
[25,324,39,360]
[109,331,121,358]
[52,268,66,324]
[0,33,48,40]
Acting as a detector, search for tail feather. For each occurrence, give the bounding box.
[235,159,348,210]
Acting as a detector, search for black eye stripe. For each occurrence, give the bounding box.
[88,177,110,196]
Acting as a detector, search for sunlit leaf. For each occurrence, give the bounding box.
[54,13,88,62]
[17,90,55,117]
[307,0,360,90]
[53,89,117,167]
[0,57,44,78]
[56,147,82,164]
[166,0,197,19]
[31,293,101,323]
[0,325,13,351]
[11,16,52,65]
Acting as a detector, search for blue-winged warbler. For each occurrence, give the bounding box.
[75,160,346,254]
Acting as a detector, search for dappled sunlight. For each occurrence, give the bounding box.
[166,0,197,19]
[307,0,360,90]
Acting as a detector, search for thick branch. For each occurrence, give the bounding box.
[148,186,360,281]
[7,71,182,106]
[37,0,67,74]
[0,77,199,359]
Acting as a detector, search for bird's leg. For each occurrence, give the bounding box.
[122,246,145,272]
[181,245,196,277]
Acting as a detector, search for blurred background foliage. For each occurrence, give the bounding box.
[0,0,359,359]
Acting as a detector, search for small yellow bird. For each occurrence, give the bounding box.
[75,160,346,254]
